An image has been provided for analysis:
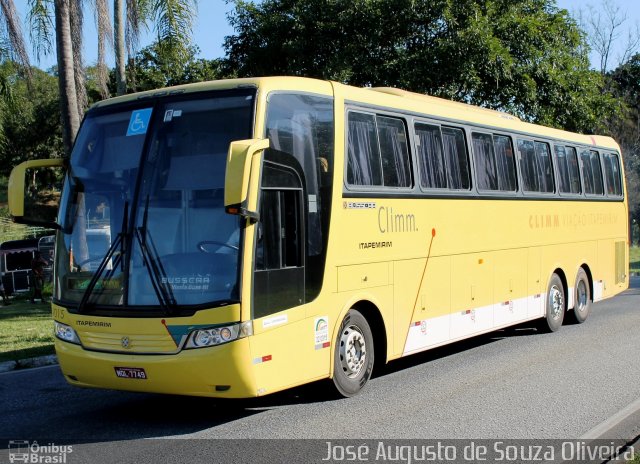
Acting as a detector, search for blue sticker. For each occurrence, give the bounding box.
[126,108,153,136]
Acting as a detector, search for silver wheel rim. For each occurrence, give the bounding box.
[576,279,588,312]
[549,285,564,320]
[339,325,366,378]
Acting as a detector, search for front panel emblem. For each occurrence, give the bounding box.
[121,337,130,349]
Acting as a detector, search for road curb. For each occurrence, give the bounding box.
[0,354,58,373]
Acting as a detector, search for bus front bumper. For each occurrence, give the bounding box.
[55,338,257,398]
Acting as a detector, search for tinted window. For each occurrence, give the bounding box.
[415,123,470,190]
[347,112,412,188]
[554,145,581,194]
[580,149,604,195]
[378,116,411,187]
[473,132,516,192]
[415,123,446,189]
[347,112,381,186]
[517,139,554,193]
[603,152,623,196]
[265,93,335,303]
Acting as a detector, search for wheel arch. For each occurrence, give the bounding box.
[330,298,388,377]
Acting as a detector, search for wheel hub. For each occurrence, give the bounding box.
[576,280,588,312]
[339,326,366,378]
[549,285,563,319]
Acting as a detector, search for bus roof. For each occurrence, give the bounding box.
[90,76,620,152]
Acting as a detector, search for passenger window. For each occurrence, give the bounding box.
[415,124,470,190]
[347,112,381,186]
[442,127,471,190]
[580,150,604,195]
[603,152,623,196]
[517,139,554,193]
[473,132,516,192]
[554,145,581,194]
[377,116,411,187]
[347,112,412,188]
[415,123,446,189]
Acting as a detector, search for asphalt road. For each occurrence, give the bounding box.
[1,279,639,462]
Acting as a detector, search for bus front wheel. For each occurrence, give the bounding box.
[332,309,374,397]
[539,273,565,333]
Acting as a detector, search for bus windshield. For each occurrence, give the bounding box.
[54,89,255,312]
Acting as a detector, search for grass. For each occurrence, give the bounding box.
[0,296,55,363]
[631,246,640,275]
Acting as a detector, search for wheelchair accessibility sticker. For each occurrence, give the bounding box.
[127,108,153,136]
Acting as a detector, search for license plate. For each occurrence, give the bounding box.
[114,367,147,379]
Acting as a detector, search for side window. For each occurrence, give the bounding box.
[517,139,554,193]
[347,112,381,186]
[473,132,516,192]
[554,145,581,194]
[415,123,470,190]
[377,116,412,187]
[580,149,604,195]
[347,111,412,188]
[603,152,623,197]
[415,123,446,189]
[442,127,471,190]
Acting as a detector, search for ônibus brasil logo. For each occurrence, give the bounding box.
[8,440,73,463]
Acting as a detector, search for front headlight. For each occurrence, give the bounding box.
[54,321,81,344]
[185,321,252,349]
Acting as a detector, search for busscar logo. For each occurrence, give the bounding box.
[8,441,73,463]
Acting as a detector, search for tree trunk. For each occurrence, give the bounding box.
[55,0,80,155]
[114,0,126,95]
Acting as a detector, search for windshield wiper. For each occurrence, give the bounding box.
[134,195,177,314]
[78,201,129,313]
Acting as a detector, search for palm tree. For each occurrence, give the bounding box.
[115,0,198,95]
[54,0,81,154]
[27,0,198,154]
[1,0,32,75]
[27,0,82,153]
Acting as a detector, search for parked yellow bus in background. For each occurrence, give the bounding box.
[8,77,629,398]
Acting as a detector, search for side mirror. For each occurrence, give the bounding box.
[8,158,66,227]
[224,138,270,221]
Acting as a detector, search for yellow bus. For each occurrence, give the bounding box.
[8,77,629,398]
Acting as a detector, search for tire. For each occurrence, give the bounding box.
[332,309,374,397]
[538,273,565,333]
[568,268,591,324]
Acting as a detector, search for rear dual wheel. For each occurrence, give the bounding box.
[539,273,565,332]
[567,268,591,324]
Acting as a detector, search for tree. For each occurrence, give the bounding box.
[0,61,63,176]
[609,54,640,233]
[108,0,199,95]
[578,0,640,75]
[54,0,81,154]
[125,40,222,91]
[0,0,31,72]
[27,0,84,153]
[224,0,619,133]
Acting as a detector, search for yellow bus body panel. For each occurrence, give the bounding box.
[48,77,629,398]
